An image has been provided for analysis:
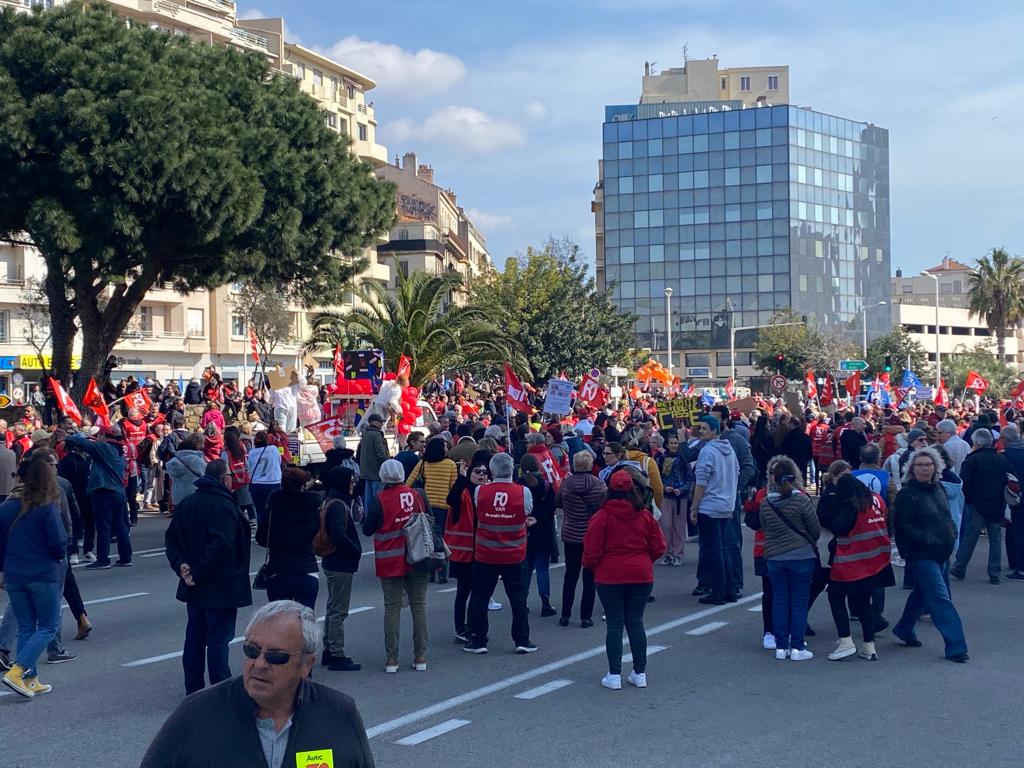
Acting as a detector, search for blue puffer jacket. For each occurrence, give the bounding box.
[659,451,690,497]
[0,500,67,583]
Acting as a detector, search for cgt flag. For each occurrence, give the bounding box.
[126,387,152,413]
[396,354,412,382]
[724,378,736,401]
[48,377,82,425]
[805,370,817,400]
[83,377,109,426]
[844,371,862,397]
[934,380,949,407]
[305,417,345,453]
[504,364,533,415]
[965,370,989,393]
[333,344,344,377]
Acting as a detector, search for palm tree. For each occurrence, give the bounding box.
[304,270,525,387]
[967,247,1024,362]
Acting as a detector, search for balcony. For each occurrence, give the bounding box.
[187,0,234,15]
[228,26,269,53]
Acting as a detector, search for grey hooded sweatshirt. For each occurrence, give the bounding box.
[166,449,208,505]
[694,438,740,518]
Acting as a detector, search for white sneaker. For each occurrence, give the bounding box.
[601,673,622,690]
[762,633,777,650]
[627,670,647,688]
[488,599,502,611]
[790,648,814,662]
[828,637,856,661]
[69,554,79,565]
[891,547,905,567]
[83,552,96,563]
[670,555,683,566]
[657,555,672,566]
[774,649,789,660]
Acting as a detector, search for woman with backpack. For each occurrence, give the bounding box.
[407,437,458,584]
[220,427,255,524]
[318,466,363,672]
[519,453,558,617]
[255,466,320,610]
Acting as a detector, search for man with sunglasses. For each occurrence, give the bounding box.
[141,600,375,768]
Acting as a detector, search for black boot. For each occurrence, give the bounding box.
[540,598,557,617]
[321,649,333,667]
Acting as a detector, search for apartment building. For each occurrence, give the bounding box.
[376,152,493,306]
[0,0,394,391]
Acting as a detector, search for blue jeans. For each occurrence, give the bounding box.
[525,548,552,601]
[6,581,61,677]
[267,573,319,611]
[250,482,280,527]
[92,488,132,565]
[362,480,382,521]
[954,505,1002,580]
[182,603,237,695]
[894,559,968,658]
[431,506,449,579]
[697,514,737,599]
[766,558,816,651]
[597,582,653,674]
[725,498,745,592]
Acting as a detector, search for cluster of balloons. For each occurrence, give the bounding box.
[635,359,678,386]
[397,383,420,436]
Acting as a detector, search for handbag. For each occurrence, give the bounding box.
[252,502,273,590]
[766,497,825,573]
[403,510,450,572]
[313,498,348,557]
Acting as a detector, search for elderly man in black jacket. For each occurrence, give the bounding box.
[952,428,1011,584]
[165,459,252,695]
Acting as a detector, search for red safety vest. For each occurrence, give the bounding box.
[474,482,527,565]
[372,485,424,578]
[122,418,147,448]
[445,487,476,564]
[830,494,891,582]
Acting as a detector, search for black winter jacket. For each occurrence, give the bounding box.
[257,489,320,577]
[165,477,253,609]
[321,494,363,573]
[960,446,1013,521]
[894,478,956,563]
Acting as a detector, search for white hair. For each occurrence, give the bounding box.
[936,419,957,435]
[901,445,943,486]
[244,600,322,656]
[971,428,993,448]
[1002,424,1021,443]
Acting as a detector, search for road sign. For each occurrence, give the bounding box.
[770,375,788,393]
[0,394,10,408]
[839,360,869,372]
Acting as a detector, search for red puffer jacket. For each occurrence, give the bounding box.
[583,499,666,585]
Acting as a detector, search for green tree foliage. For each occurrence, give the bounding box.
[304,271,524,388]
[752,309,814,379]
[0,4,395,394]
[967,247,1024,362]
[943,342,1018,398]
[865,326,931,384]
[230,283,295,381]
[468,237,636,383]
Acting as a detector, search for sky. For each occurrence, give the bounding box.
[242,0,1024,275]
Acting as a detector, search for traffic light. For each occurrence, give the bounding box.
[775,353,785,364]
[883,355,892,373]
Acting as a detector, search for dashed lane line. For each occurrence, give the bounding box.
[685,621,729,636]
[394,719,471,746]
[623,644,667,663]
[365,592,762,739]
[748,605,763,612]
[513,679,573,700]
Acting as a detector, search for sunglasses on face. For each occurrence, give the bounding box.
[242,642,305,665]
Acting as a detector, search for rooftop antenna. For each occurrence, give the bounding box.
[683,43,689,62]
[650,61,658,75]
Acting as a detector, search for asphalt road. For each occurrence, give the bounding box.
[1,516,1020,768]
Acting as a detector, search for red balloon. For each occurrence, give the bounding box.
[405,386,420,401]
[384,372,397,381]
[397,421,412,435]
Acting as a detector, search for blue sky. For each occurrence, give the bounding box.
[243,1,1024,274]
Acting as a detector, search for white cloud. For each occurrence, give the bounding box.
[465,208,513,231]
[524,100,549,121]
[383,106,526,153]
[325,37,465,97]
[237,7,267,20]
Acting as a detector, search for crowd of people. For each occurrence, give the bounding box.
[2,367,1020,712]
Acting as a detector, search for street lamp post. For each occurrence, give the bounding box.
[861,300,887,357]
[730,320,806,383]
[664,287,674,377]
[921,271,940,389]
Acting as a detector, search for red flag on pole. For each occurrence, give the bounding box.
[504,364,533,415]
[48,377,82,425]
[965,370,988,393]
[305,417,345,453]
[578,368,607,408]
[333,344,344,377]
[819,374,834,406]
[83,377,109,426]
[127,388,152,413]
[249,330,260,364]
[805,370,817,400]
[844,371,861,397]
[397,354,412,382]
[933,380,949,407]
[724,378,736,400]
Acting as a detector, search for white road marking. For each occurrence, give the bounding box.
[622,645,667,663]
[122,608,375,667]
[747,605,763,613]
[365,592,763,739]
[72,545,166,568]
[141,552,168,558]
[685,621,728,636]
[77,592,149,609]
[513,679,573,700]
[437,587,458,594]
[395,719,470,746]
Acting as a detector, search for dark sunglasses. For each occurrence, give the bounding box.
[242,642,305,665]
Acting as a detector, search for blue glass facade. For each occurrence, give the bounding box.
[600,103,890,354]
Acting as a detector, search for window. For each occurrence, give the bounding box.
[325,113,337,129]
[398,261,410,279]
[358,124,368,141]
[397,229,409,240]
[331,75,339,99]
[940,282,953,294]
[231,314,246,338]
[686,353,710,367]
[186,308,204,337]
[313,69,323,87]
[0,310,8,343]
[768,75,779,91]
[347,84,355,100]
[295,62,305,80]
[139,306,152,332]
[720,76,728,90]
[902,284,913,294]
[740,75,751,91]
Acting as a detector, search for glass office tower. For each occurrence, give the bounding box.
[599,102,890,366]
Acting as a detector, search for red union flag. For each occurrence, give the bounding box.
[397,354,412,382]
[934,380,949,407]
[844,371,861,397]
[805,370,817,400]
[504,363,533,414]
[578,368,607,408]
[965,370,988,393]
[127,388,151,413]
[305,417,345,453]
[249,329,260,364]
[83,377,109,425]
[48,377,82,425]
[333,344,344,377]
[724,377,736,400]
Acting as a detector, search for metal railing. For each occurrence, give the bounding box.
[229,27,269,52]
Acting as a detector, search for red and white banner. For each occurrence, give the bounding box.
[724,377,736,401]
[83,377,109,426]
[333,344,344,377]
[48,377,82,425]
[305,417,345,453]
[965,370,988,393]
[126,388,151,413]
[819,374,834,406]
[805,370,817,400]
[934,380,949,407]
[844,371,861,397]
[577,368,607,409]
[504,363,533,415]
[397,354,412,382]
[249,329,260,364]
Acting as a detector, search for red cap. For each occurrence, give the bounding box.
[609,471,634,492]
[730,410,742,420]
